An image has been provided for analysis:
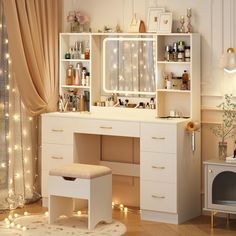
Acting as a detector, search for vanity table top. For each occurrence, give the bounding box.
[42,110,190,124]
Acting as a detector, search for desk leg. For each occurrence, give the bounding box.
[211,211,216,228]
[226,213,230,225]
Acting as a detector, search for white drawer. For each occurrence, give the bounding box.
[141,152,176,183]
[75,119,140,137]
[42,143,73,171]
[140,123,176,153]
[42,116,76,144]
[141,180,177,213]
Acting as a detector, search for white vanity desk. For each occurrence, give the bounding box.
[41,110,201,224]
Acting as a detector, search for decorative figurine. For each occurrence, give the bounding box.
[178,15,185,33]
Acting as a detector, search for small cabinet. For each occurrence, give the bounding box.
[204,160,236,213]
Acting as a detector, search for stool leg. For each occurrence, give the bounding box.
[88,174,112,230]
[49,195,73,224]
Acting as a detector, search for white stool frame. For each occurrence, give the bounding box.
[48,173,112,230]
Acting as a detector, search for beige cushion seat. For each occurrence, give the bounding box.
[49,163,112,179]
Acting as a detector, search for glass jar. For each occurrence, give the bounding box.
[66,65,74,85]
[219,141,227,160]
[185,46,191,62]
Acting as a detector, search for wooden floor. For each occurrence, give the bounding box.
[1,201,236,236]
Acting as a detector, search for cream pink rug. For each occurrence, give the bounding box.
[0,213,127,235]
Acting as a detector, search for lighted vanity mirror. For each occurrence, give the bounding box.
[102,36,156,95]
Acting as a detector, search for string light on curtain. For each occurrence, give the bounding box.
[0,1,40,210]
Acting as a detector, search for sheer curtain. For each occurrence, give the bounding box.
[0,1,39,210]
[0,0,62,210]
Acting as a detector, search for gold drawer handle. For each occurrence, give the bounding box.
[51,129,64,132]
[152,194,165,199]
[100,126,112,129]
[152,137,165,140]
[208,169,213,173]
[50,156,63,160]
[152,165,165,170]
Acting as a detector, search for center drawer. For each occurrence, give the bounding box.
[75,119,140,137]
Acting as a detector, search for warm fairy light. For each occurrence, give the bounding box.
[26,170,31,174]
[44,211,49,216]
[15,173,21,179]
[5,53,9,59]
[77,211,82,215]
[113,48,118,53]
[8,215,13,220]
[16,224,21,229]
[1,162,6,168]
[8,59,12,64]
[124,207,128,212]
[28,117,33,121]
[12,88,15,92]
[113,64,117,69]
[23,129,27,136]
[9,179,13,184]
[24,212,29,216]
[14,145,19,150]
[14,213,19,218]
[119,203,124,209]
[13,114,19,121]
[5,113,9,117]
[112,202,115,206]
[22,226,27,231]
[8,147,12,153]
[24,158,28,164]
[10,222,15,227]
[5,39,8,44]
[27,147,31,151]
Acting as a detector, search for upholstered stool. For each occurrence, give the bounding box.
[48,163,112,230]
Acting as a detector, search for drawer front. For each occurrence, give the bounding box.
[42,116,76,144]
[140,123,176,153]
[42,143,73,171]
[141,180,177,213]
[75,119,140,137]
[141,152,176,183]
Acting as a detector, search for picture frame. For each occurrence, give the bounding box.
[147,7,165,32]
[157,12,172,33]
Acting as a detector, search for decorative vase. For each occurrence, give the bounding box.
[218,141,227,160]
[71,21,80,32]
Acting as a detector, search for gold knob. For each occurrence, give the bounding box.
[208,169,213,173]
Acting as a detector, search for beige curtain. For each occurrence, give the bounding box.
[3,0,62,116]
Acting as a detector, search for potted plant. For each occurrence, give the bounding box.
[209,94,236,159]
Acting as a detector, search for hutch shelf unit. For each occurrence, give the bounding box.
[59,32,200,122]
